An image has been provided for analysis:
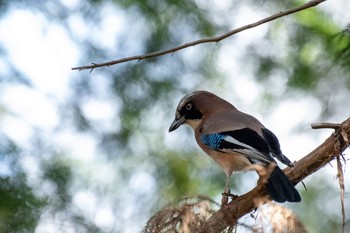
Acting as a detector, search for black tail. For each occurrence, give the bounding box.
[265,166,301,203]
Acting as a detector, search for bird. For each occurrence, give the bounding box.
[168,90,301,203]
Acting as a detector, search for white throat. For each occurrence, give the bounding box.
[186,119,201,130]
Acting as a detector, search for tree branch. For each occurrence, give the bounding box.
[199,117,350,232]
[71,0,326,71]
[311,122,341,129]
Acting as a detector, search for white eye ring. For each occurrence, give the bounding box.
[185,103,192,110]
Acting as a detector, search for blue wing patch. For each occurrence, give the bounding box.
[201,134,226,150]
[201,129,275,165]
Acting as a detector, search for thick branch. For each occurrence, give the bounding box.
[199,117,350,233]
[71,0,326,71]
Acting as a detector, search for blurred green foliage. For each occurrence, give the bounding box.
[0,136,46,233]
[0,175,46,233]
[0,0,349,232]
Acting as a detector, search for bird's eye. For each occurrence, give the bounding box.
[185,103,192,111]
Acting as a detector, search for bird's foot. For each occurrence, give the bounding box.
[221,188,238,207]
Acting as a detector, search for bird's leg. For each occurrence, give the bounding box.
[221,176,231,206]
[223,176,231,196]
[221,191,229,207]
[221,175,237,207]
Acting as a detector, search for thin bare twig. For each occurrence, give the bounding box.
[337,155,345,233]
[71,0,326,71]
[311,122,341,130]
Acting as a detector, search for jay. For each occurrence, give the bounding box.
[169,90,301,203]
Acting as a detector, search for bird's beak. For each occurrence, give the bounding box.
[169,116,185,132]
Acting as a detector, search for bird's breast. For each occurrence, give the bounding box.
[207,150,252,176]
[196,137,251,175]
[194,126,252,175]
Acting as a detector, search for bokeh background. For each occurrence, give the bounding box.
[0,0,350,232]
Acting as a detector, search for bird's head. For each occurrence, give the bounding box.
[169,90,233,132]
[168,91,206,132]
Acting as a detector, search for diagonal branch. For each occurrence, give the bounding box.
[198,116,350,233]
[72,0,326,71]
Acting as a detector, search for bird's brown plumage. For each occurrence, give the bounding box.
[169,90,301,203]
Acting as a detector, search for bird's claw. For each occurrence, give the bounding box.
[221,189,238,207]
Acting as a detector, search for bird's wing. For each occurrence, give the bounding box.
[261,128,293,167]
[200,128,274,165]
